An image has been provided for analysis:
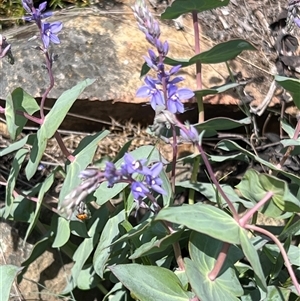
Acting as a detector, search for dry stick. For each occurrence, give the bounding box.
[250,79,277,116]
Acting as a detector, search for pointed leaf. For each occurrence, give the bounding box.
[110,264,190,301]
[4,149,28,218]
[217,139,300,186]
[52,216,71,248]
[0,265,23,301]
[156,204,241,244]
[5,88,39,140]
[161,0,230,20]
[239,228,267,291]
[190,40,257,64]
[194,82,241,97]
[59,130,109,202]
[25,79,95,180]
[275,75,300,109]
[0,134,35,156]
[93,210,125,278]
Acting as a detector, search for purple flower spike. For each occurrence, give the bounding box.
[104,162,121,187]
[22,0,34,13]
[42,21,63,48]
[167,85,194,114]
[180,125,199,143]
[121,153,150,177]
[136,76,164,110]
[145,162,166,195]
[295,17,300,27]
[22,0,52,22]
[131,181,149,200]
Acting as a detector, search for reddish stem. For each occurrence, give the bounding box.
[208,242,230,280]
[196,143,239,220]
[192,10,204,123]
[246,224,300,295]
[239,191,274,227]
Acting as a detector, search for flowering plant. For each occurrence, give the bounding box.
[1,0,300,300]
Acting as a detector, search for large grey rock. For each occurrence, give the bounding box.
[0,0,297,131]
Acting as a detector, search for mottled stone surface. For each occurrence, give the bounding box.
[0,218,72,301]
[0,0,298,130]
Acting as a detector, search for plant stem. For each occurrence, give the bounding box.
[246,224,300,295]
[197,143,239,220]
[239,191,274,227]
[192,10,204,123]
[208,242,230,280]
[188,154,200,205]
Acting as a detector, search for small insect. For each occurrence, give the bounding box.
[75,202,91,221]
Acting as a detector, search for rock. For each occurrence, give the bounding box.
[0,0,298,131]
[0,218,72,301]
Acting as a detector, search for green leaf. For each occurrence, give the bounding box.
[129,230,184,260]
[194,82,240,97]
[239,228,267,291]
[0,134,35,156]
[217,139,300,186]
[24,169,58,244]
[156,204,241,244]
[93,210,125,278]
[281,119,295,138]
[265,286,291,300]
[190,40,256,64]
[177,181,250,208]
[237,169,300,216]
[0,265,23,301]
[52,216,71,248]
[5,88,39,140]
[4,149,28,219]
[279,219,300,241]
[42,78,95,138]
[110,264,190,301]
[161,0,230,19]
[59,130,109,203]
[62,206,109,293]
[275,75,300,109]
[25,79,95,180]
[185,233,243,301]
[77,264,101,290]
[195,117,250,137]
[164,57,192,67]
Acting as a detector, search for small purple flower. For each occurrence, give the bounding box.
[143,49,158,70]
[131,181,149,200]
[180,125,199,143]
[155,40,169,56]
[22,1,52,22]
[120,153,150,177]
[167,85,194,114]
[104,162,121,187]
[145,162,166,195]
[157,65,184,86]
[295,17,300,27]
[133,1,161,43]
[136,76,165,110]
[42,21,63,49]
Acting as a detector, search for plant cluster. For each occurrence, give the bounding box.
[0,0,89,29]
[1,0,300,300]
